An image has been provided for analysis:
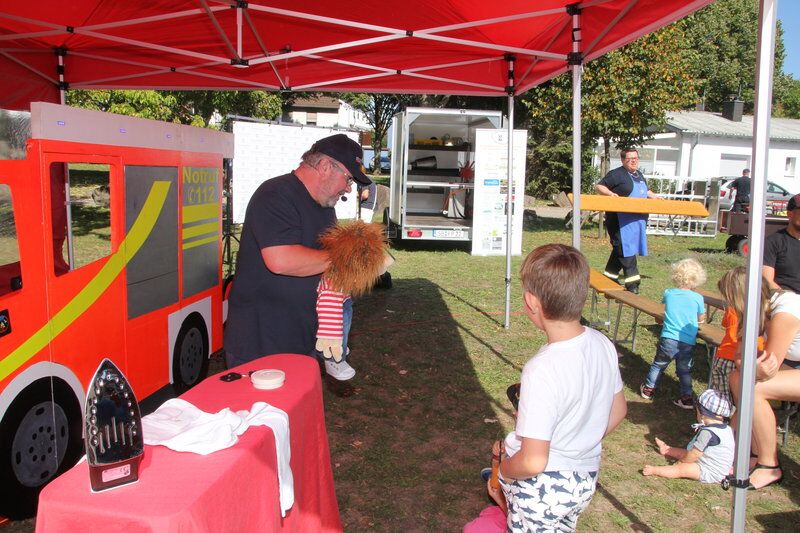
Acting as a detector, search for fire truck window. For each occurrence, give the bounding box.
[50,163,111,275]
[0,184,22,296]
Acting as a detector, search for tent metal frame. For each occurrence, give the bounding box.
[2,1,774,527]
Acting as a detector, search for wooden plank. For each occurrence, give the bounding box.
[698,323,725,346]
[568,194,709,217]
[589,269,624,293]
[696,288,725,310]
[606,290,665,319]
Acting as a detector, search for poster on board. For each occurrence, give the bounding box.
[231,121,359,222]
[471,129,526,256]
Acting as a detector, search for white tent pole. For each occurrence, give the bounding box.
[570,5,583,249]
[730,0,777,530]
[505,54,516,330]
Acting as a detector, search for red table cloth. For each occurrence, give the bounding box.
[36,354,342,532]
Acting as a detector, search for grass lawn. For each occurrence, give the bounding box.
[324,214,800,532]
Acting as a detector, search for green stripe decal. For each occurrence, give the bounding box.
[182,222,218,240]
[0,181,171,382]
[182,236,217,250]
[182,202,218,224]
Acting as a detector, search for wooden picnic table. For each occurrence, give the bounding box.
[569,194,709,217]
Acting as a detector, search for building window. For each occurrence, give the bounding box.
[785,157,796,177]
[306,112,317,126]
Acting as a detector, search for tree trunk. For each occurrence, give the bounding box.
[601,137,611,177]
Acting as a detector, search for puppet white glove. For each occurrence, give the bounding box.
[316,338,344,362]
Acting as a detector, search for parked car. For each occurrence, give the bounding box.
[718,177,793,212]
[363,148,391,172]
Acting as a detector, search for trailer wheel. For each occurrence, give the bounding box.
[172,314,210,394]
[737,237,750,257]
[0,378,82,519]
[725,235,744,254]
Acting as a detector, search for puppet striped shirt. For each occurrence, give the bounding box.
[316,276,350,339]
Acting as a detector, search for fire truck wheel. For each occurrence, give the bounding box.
[0,378,82,519]
[172,314,210,394]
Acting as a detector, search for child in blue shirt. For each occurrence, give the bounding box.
[640,258,706,409]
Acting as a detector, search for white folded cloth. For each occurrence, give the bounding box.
[142,398,294,515]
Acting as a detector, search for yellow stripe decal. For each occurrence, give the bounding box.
[182,236,218,250]
[182,202,218,224]
[0,181,171,382]
[182,222,218,240]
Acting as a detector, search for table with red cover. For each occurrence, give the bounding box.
[35,354,342,532]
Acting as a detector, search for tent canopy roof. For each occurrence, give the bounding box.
[1,0,712,110]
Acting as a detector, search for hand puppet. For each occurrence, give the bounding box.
[315,221,393,361]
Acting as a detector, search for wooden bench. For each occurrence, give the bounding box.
[588,269,624,329]
[696,288,725,323]
[606,290,665,351]
[606,290,725,365]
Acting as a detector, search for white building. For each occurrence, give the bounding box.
[284,96,370,130]
[595,107,800,194]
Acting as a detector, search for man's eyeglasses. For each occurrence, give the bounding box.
[331,160,354,185]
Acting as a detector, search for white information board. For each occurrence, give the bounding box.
[231,121,359,223]
[471,129,526,256]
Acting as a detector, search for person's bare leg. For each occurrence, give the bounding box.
[748,369,800,488]
[643,462,701,480]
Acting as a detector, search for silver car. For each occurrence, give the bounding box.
[719,178,793,212]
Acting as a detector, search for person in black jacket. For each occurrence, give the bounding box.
[595,148,658,294]
[730,168,751,212]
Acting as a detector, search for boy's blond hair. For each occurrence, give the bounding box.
[671,258,706,289]
[520,244,588,321]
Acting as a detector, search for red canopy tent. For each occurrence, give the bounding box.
[3,2,780,531]
[1,1,711,110]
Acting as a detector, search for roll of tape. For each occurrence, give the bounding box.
[250,369,285,390]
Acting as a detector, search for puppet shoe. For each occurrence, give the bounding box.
[325,359,356,381]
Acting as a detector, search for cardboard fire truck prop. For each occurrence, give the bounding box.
[0,103,232,518]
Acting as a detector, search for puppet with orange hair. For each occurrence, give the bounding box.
[315,220,393,380]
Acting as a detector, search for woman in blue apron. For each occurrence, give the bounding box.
[595,149,654,294]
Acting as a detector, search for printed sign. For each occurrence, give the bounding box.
[471,129,526,256]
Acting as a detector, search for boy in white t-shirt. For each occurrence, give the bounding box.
[495,244,627,532]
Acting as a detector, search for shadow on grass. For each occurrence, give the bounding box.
[325,278,501,531]
[437,285,504,328]
[595,482,655,533]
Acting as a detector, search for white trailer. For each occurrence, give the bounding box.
[386,108,526,256]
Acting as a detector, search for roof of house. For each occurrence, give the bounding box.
[665,110,800,141]
[290,96,341,110]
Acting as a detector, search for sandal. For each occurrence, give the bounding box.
[747,463,783,490]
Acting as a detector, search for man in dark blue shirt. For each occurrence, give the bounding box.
[224,135,372,370]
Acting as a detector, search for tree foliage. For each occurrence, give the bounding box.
[339,93,421,173]
[67,89,283,129]
[680,0,785,113]
[66,90,179,122]
[521,23,697,195]
[773,74,800,119]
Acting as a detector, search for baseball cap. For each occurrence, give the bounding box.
[697,389,733,419]
[311,134,372,186]
[788,193,800,211]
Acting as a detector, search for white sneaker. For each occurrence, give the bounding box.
[324,359,356,381]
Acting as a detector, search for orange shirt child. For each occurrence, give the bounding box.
[716,307,765,361]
